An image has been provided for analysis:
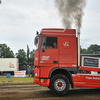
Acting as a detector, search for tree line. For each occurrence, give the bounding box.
[0,44,100,65]
[80,44,100,54]
[0,44,35,65]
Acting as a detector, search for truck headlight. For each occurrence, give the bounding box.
[35,73,38,76]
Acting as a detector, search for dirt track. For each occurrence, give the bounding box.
[0,84,100,100]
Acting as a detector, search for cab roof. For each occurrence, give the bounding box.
[40,28,76,36]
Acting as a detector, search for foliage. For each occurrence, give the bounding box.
[16,49,26,65]
[0,44,35,65]
[0,44,14,58]
[87,44,100,54]
[27,45,30,64]
[30,49,35,64]
[80,46,88,54]
[80,44,100,54]
[4,52,15,58]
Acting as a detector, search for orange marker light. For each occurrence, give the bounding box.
[77,75,80,77]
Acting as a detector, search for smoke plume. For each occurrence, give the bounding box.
[55,0,87,34]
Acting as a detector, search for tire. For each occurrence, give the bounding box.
[50,74,69,95]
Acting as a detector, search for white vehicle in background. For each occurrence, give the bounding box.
[0,58,19,74]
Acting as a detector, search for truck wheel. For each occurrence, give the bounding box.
[50,74,69,95]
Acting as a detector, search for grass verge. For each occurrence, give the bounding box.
[0,75,34,84]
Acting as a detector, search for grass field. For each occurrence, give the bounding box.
[0,75,34,84]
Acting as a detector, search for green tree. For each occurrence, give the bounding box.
[5,52,14,58]
[27,45,30,64]
[87,44,100,54]
[30,49,35,64]
[80,44,100,54]
[16,49,26,65]
[0,44,14,58]
[80,46,88,54]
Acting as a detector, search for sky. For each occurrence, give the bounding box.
[0,0,100,54]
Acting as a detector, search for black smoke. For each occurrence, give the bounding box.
[55,0,87,34]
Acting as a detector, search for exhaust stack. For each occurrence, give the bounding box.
[77,32,80,67]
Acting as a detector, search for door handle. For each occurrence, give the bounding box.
[53,61,58,63]
[42,49,45,52]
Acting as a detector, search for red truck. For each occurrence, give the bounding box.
[34,28,100,95]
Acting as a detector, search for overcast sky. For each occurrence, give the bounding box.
[0,0,100,54]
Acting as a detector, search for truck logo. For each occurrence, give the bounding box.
[63,42,69,46]
[41,56,50,60]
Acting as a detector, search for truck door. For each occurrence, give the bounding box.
[40,36,58,65]
[39,36,58,77]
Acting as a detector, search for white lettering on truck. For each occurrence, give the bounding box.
[86,76,100,80]
[86,76,92,79]
[41,56,50,60]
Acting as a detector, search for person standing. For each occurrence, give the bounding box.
[27,66,31,77]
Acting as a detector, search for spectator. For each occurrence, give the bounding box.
[27,66,31,77]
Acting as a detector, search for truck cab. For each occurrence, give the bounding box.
[34,28,77,94]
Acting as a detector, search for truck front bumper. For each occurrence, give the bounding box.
[34,78,50,87]
[34,67,50,87]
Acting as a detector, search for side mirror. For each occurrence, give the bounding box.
[36,31,39,35]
